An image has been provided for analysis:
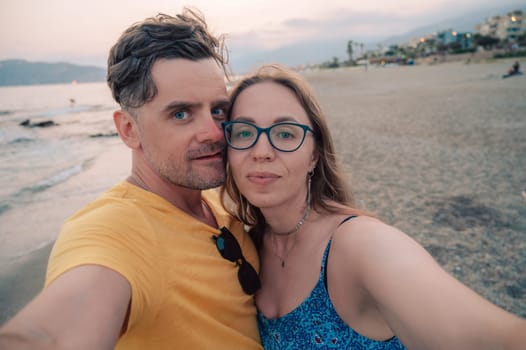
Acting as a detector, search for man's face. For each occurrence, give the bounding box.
[134,58,229,190]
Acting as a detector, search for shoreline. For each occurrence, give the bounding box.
[0,243,52,324]
[0,138,130,324]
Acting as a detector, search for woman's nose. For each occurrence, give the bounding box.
[250,132,275,160]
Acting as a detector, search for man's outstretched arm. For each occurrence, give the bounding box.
[0,265,131,350]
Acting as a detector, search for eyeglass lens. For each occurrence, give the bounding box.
[225,122,308,152]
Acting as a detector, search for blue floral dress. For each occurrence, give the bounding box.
[258,218,406,349]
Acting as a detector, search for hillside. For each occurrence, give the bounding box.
[0,59,105,86]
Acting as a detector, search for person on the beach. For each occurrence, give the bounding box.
[505,61,521,77]
[221,64,526,349]
[0,9,261,350]
[511,61,520,74]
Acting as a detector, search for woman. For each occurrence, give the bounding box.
[221,65,525,349]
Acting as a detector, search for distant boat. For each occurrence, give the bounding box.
[71,80,78,85]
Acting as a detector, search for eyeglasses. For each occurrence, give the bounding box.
[212,227,261,295]
[222,120,316,152]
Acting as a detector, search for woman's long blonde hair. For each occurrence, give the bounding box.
[221,65,364,249]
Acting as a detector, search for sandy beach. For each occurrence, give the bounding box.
[1,58,524,324]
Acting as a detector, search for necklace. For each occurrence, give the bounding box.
[269,202,311,236]
[270,233,298,268]
[267,172,314,267]
[268,203,311,267]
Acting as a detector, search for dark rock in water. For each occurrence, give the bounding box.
[19,119,59,128]
[33,120,58,127]
[0,203,11,215]
[8,137,34,144]
[89,132,118,138]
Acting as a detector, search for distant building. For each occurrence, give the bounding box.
[436,30,473,49]
[476,15,500,37]
[475,10,525,41]
[436,30,456,45]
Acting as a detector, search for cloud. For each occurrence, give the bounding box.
[229,0,525,54]
[228,10,424,53]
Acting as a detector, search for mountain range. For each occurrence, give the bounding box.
[0,59,105,87]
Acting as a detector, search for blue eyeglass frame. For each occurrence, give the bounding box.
[221,120,316,152]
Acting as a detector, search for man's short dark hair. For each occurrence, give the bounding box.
[107,8,227,110]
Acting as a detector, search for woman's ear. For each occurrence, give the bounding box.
[113,110,141,149]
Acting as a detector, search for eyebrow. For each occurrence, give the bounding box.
[162,102,194,114]
[162,99,231,114]
[233,116,298,123]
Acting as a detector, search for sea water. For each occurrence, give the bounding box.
[0,82,123,263]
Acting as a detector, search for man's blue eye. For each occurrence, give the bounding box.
[212,108,226,117]
[173,111,189,120]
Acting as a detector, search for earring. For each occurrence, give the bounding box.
[306,170,314,206]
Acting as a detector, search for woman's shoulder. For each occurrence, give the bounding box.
[330,214,424,264]
[333,214,396,237]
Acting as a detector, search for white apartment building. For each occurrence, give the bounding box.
[476,10,525,41]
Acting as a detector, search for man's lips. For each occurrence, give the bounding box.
[191,149,223,161]
[188,143,225,161]
[193,152,221,160]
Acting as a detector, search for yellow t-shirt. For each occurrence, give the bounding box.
[46,181,261,349]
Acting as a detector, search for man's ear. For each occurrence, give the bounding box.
[113,110,141,149]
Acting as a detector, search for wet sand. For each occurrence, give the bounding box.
[1,58,524,325]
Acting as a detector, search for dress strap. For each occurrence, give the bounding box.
[323,215,358,289]
[338,215,357,227]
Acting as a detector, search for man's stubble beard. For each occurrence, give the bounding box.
[155,144,226,190]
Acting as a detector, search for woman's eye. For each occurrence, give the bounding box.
[277,131,293,139]
[173,111,189,120]
[235,130,254,139]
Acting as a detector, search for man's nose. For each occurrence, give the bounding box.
[197,114,224,143]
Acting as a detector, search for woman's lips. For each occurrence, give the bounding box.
[246,172,280,185]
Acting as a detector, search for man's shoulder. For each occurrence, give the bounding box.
[64,181,146,226]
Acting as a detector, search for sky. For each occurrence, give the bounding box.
[0,0,523,70]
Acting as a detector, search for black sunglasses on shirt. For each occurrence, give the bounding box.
[212,227,261,295]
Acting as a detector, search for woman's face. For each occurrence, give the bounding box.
[227,81,317,210]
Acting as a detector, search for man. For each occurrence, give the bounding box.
[0,9,261,349]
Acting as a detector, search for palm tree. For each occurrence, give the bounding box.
[360,43,364,59]
[347,40,354,64]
